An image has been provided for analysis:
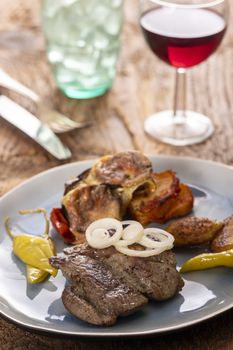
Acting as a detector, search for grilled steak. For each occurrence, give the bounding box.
[62,286,117,326]
[63,244,184,301]
[50,244,184,326]
[50,253,147,326]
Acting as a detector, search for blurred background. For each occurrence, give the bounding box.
[0,0,233,189]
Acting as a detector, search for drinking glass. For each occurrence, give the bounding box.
[140,0,228,146]
[42,0,124,99]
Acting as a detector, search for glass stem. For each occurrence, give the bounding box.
[173,68,187,121]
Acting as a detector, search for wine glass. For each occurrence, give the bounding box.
[140,0,228,146]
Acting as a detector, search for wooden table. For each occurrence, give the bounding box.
[1,1,233,349]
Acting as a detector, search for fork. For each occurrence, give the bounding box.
[0,68,91,134]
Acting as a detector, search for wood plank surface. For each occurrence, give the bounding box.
[0,1,233,349]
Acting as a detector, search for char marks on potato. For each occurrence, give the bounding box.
[55,151,194,244]
[129,171,193,225]
[86,151,153,187]
[63,184,122,241]
[211,215,233,252]
[167,217,224,247]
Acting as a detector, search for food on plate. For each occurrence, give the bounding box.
[85,151,153,187]
[49,219,182,326]
[166,216,224,247]
[180,249,233,273]
[162,184,194,222]
[51,151,194,244]
[129,171,193,225]
[50,249,147,326]
[50,208,75,244]
[50,243,184,326]
[85,218,174,257]
[5,209,57,283]
[168,214,233,273]
[26,265,49,284]
[211,215,233,252]
[62,184,122,243]
[60,151,155,243]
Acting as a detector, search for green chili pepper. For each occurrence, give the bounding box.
[5,208,57,283]
[180,249,233,273]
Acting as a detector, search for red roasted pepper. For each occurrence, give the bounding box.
[50,208,75,243]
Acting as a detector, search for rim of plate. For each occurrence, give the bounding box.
[1,155,232,204]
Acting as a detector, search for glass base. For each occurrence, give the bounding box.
[144,110,214,146]
[57,82,112,99]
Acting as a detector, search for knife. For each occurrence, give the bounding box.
[0,95,72,160]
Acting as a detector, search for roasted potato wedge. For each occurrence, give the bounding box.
[211,215,233,252]
[129,170,180,225]
[129,171,193,225]
[162,183,194,222]
[63,183,122,242]
[152,170,180,202]
[167,217,224,247]
[86,151,152,187]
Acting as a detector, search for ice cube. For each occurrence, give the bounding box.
[63,47,98,75]
[49,7,72,43]
[101,49,118,69]
[92,30,110,50]
[111,0,123,8]
[43,7,69,42]
[104,8,123,36]
[56,65,79,84]
[43,0,77,18]
[91,2,112,25]
[64,0,86,18]
[47,44,64,64]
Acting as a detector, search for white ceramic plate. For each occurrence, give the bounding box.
[1,155,233,337]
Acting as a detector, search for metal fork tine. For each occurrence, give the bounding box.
[47,111,80,126]
[0,68,92,133]
[41,109,91,133]
[49,119,91,134]
[50,122,75,132]
[49,123,72,133]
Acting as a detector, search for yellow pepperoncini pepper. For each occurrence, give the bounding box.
[180,249,233,273]
[5,208,57,284]
[26,265,49,284]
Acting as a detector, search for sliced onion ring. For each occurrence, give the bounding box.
[121,220,144,245]
[115,244,167,257]
[85,218,174,257]
[86,218,122,249]
[139,228,174,249]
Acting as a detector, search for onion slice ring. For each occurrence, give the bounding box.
[139,228,174,249]
[121,220,144,245]
[86,218,174,256]
[86,218,123,249]
[115,245,167,257]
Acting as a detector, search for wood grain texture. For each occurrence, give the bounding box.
[0,1,233,349]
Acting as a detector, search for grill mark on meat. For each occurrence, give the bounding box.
[50,244,184,325]
[62,244,183,301]
[50,254,148,322]
[103,252,183,300]
[62,286,117,326]
[63,244,177,266]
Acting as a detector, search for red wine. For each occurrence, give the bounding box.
[140,7,226,68]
